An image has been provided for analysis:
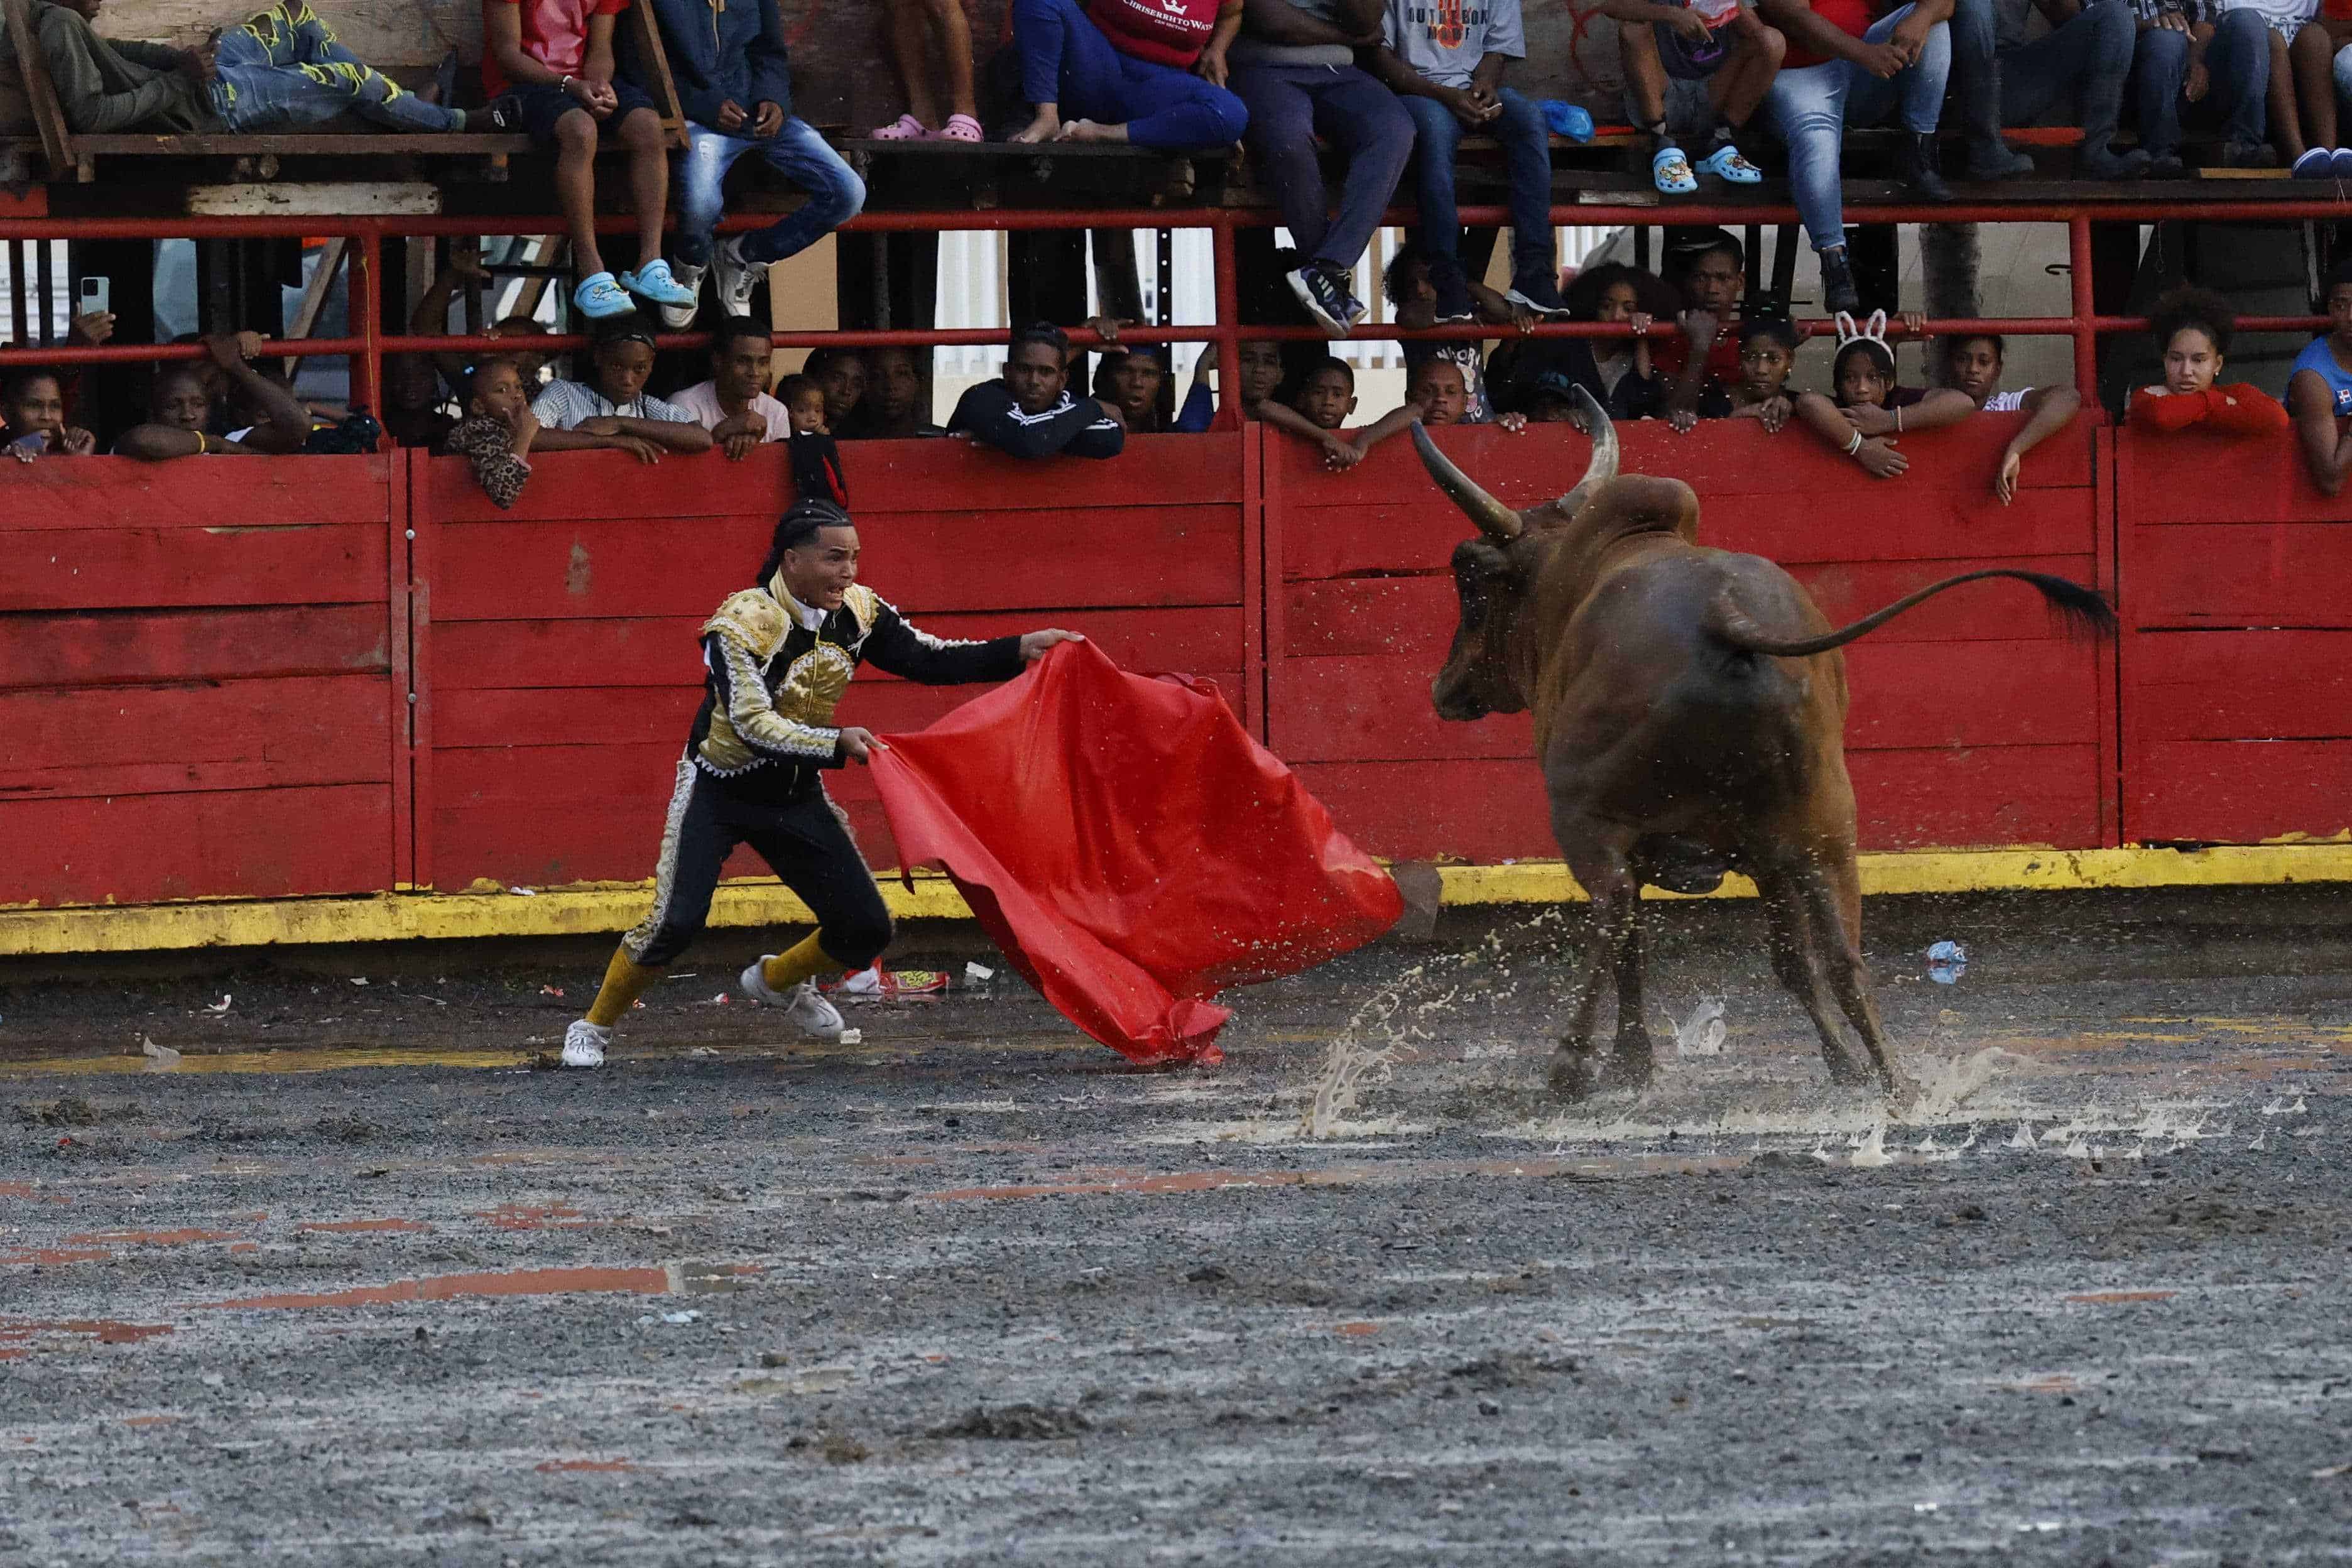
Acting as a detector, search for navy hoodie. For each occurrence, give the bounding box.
[628,0,793,130]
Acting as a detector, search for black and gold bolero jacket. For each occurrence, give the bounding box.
[685,572,1023,803]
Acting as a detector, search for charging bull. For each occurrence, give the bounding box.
[1413,389,2115,1102]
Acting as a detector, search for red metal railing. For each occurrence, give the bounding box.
[1,199,2341,420]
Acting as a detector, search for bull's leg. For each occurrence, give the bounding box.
[1756,865,1871,1087]
[1800,859,1912,1102]
[1599,889,1655,1091]
[1550,824,1647,1102]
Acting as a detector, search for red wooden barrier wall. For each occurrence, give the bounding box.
[413,433,1254,888]
[2116,425,2352,844]
[0,457,407,905]
[1266,416,2116,864]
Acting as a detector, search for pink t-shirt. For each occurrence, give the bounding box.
[483,0,629,98]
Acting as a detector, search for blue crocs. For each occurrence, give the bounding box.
[1652,144,1699,195]
[1695,143,1763,185]
[572,270,635,320]
[619,258,698,308]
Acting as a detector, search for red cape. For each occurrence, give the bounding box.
[869,641,1401,1065]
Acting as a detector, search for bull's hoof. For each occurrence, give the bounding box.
[1822,1047,1875,1088]
[1878,1064,1919,1106]
[1549,1048,1601,1102]
[1601,1048,1655,1092]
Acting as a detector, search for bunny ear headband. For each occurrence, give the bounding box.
[1833,308,1896,374]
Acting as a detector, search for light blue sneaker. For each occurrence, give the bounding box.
[619,258,698,308]
[572,271,635,320]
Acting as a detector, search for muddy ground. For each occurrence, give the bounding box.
[3,886,2349,1565]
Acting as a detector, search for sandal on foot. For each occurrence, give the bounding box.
[871,113,930,141]
[1652,145,1698,195]
[935,113,984,143]
[1695,144,1762,184]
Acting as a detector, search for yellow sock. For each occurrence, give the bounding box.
[584,945,662,1026]
[760,930,841,993]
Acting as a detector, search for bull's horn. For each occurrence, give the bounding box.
[1555,386,1620,515]
[1410,420,1522,541]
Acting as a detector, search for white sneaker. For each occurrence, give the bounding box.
[658,260,707,330]
[560,1018,610,1069]
[739,957,844,1041]
[711,235,770,318]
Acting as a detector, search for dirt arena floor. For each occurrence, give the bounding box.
[3,885,2349,1565]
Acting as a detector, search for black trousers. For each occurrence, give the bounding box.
[621,758,893,969]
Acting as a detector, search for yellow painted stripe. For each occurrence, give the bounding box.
[5,844,2352,957]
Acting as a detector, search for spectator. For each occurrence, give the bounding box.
[528,319,716,461]
[410,247,557,388]
[1092,346,1172,432]
[803,345,868,433]
[2287,259,2352,490]
[1173,337,1287,428]
[115,334,311,460]
[776,373,830,434]
[670,317,791,460]
[2223,0,2334,170]
[634,0,865,329]
[3,368,97,460]
[1280,353,1416,466]
[2129,285,2291,433]
[1716,309,1801,428]
[1228,0,1416,336]
[1518,370,1584,422]
[853,345,946,438]
[1755,0,1955,314]
[1412,357,1527,430]
[947,321,1126,459]
[442,357,539,509]
[482,0,695,321]
[1,0,484,137]
[2130,1,2271,172]
[381,353,457,450]
[1386,238,1526,425]
[1961,0,2149,178]
[1652,227,1751,414]
[1504,263,1679,422]
[1368,0,1569,320]
[1941,332,2086,500]
[1794,310,1974,476]
[1598,0,1782,195]
[870,0,982,141]
[1008,0,1248,148]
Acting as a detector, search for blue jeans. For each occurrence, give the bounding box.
[2138,9,2268,155]
[1011,0,1246,148]
[1229,60,1415,273]
[1399,87,1557,293]
[1762,6,1951,253]
[676,119,867,268]
[1997,0,2135,151]
[209,0,459,133]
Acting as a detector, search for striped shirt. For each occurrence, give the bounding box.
[528,378,697,431]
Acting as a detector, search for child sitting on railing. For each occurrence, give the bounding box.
[2127,286,2292,437]
[1794,310,1975,479]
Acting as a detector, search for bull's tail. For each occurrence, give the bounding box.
[1706,570,2117,659]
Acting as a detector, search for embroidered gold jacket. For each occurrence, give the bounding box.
[687,572,1022,802]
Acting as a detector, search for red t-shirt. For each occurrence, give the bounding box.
[1651,329,1743,387]
[483,0,629,98]
[1087,0,1235,68]
[1782,0,1880,70]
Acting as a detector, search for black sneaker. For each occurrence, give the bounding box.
[1288,264,1356,339]
[1900,132,1952,202]
[479,95,526,134]
[1506,275,1569,317]
[2220,139,2277,169]
[2147,151,2186,180]
[1819,246,1860,315]
[2078,143,2150,180]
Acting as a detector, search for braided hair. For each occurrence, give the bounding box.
[756,498,853,586]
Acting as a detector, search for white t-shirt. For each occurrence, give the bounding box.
[668,381,792,440]
[1983,387,2030,413]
